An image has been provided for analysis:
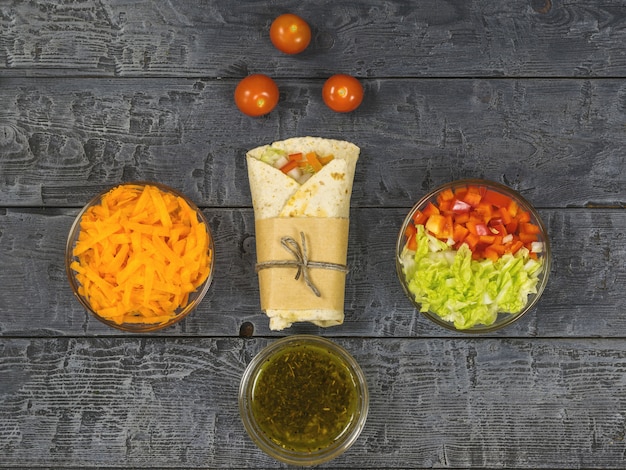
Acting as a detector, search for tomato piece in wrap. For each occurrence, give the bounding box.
[246,137,360,330]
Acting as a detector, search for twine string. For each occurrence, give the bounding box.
[255,232,349,297]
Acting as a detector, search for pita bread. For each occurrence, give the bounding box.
[246,137,360,330]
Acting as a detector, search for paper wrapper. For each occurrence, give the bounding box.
[256,218,349,311]
[246,137,360,330]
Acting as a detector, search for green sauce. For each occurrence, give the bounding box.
[250,343,359,453]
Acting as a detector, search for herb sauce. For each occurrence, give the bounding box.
[250,342,359,452]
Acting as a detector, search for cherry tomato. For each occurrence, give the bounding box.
[270,13,311,55]
[322,74,364,113]
[234,74,279,117]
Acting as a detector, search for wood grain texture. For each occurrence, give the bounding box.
[1,1,626,468]
[0,207,624,339]
[0,78,625,208]
[2,0,626,78]
[1,337,625,468]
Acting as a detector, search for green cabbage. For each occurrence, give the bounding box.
[400,225,543,329]
[259,147,287,166]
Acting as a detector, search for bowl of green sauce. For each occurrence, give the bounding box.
[238,335,369,466]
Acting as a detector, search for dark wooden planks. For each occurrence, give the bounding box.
[2,1,626,78]
[1,77,625,208]
[0,207,624,338]
[1,1,626,467]
[1,337,625,468]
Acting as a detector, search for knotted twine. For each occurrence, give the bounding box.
[255,232,349,297]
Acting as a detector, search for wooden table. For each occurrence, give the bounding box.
[1,1,625,468]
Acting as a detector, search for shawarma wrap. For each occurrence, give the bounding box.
[246,137,360,330]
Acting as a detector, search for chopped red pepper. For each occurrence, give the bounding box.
[462,189,482,207]
[520,222,541,234]
[412,210,428,225]
[425,213,446,236]
[464,233,480,250]
[422,202,440,217]
[279,159,298,174]
[453,224,469,243]
[405,184,543,262]
[517,210,531,223]
[437,187,455,203]
[482,189,512,208]
[405,224,417,251]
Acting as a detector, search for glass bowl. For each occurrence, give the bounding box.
[239,335,369,466]
[65,181,214,332]
[396,179,550,333]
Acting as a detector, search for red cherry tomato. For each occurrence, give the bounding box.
[322,74,364,113]
[270,13,311,55]
[234,74,279,117]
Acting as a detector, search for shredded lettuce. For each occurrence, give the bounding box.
[259,147,287,166]
[400,225,543,329]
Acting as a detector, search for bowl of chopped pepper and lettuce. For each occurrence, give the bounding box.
[396,179,550,332]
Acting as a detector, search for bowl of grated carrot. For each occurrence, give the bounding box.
[65,182,215,332]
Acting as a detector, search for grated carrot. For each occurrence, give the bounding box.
[71,183,213,326]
